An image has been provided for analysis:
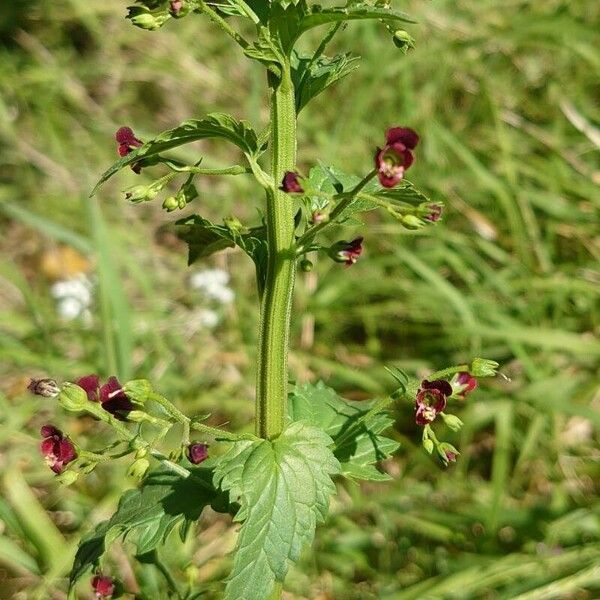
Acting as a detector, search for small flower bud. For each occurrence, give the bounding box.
[401,214,425,230]
[280,171,304,194]
[58,383,91,412]
[299,259,313,272]
[470,358,499,377]
[422,438,434,454]
[127,458,150,480]
[187,442,209,465]
[311,210,328,224]
[438,442,459,466]
[27,378,60,398]
[91,574,115,599]
[392,29,416,53]
[162,196,179,212]
[440,413,464,432]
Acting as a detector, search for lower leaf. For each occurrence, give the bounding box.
[213,422,340,600]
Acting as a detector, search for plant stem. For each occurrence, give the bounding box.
[256,65,297,440]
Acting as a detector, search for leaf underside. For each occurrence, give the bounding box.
[213,422,340,600]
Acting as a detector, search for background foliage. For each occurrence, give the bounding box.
[0,0,598,598]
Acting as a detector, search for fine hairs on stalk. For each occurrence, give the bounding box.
[28,2,499,599]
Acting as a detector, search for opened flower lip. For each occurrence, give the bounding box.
[415,379,452,425]
[76,375,134,419]
[40,425,77,474]
[280,171,304,193]
[375,126,419,188]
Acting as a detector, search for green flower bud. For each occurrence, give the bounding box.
[128,458,150,480]
[127,7,170,30]
[122,379,152,406]
[392,30,416,53]
[58,383,90,413]
[162,196,179,212]
[470,358,499,377]
[422,438,434,454]
[299,259,313,272]
[56,470,79,486]
[440,413,464,432]
[401,214,425,230]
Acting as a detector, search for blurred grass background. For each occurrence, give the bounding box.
[0,0,599,598]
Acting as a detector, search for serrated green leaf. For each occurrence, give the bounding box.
[92,113,259,195]
[243,27,285,72]
[288,381,400,481]
[292,51,361,112]
[69,468,222,587]
[213,422,340,600]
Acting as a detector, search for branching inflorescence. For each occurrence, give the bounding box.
[28,2,499,598]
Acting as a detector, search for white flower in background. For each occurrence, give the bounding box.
[50,274,93,322]
[189,268,235,304]
[197,308,220,329]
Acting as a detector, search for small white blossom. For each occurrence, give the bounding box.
[189,268,235,304]
[50,274,93,321]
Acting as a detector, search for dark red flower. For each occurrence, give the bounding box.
[27,378,60,398]
[187,442,209,465]
[329,237,364,266]
[375,126,419,188]
[115,127,143,174]
[454,371,477,399]
[170,0,183,14]
[415,379,452,425]
[424,203,443,222]
[40,425,77,474]
[91,574,115,599]
[280,171,304,193]
[76,375,134,419]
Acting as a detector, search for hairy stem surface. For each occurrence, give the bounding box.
[256,66,297,440]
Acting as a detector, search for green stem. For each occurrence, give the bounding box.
[428,364,468,381]
[196,0,249,49]
[256,66,297,440]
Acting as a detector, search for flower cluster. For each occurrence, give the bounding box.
[77,375,134,420]
[40,425,77,474]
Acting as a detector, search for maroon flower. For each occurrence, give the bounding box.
[170,0,183,14]
[454,371,477,399]
[424,203,443,222]
[91,574,115,599]
[375,126,419,188]
[115,127,143,174]
[280,171,304,194]
[40,425,77,474]
[415,379,452,425]
[76,375,134,420]
[187,442,209,465]
[27,378,60,398]
[329,237,364,266]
